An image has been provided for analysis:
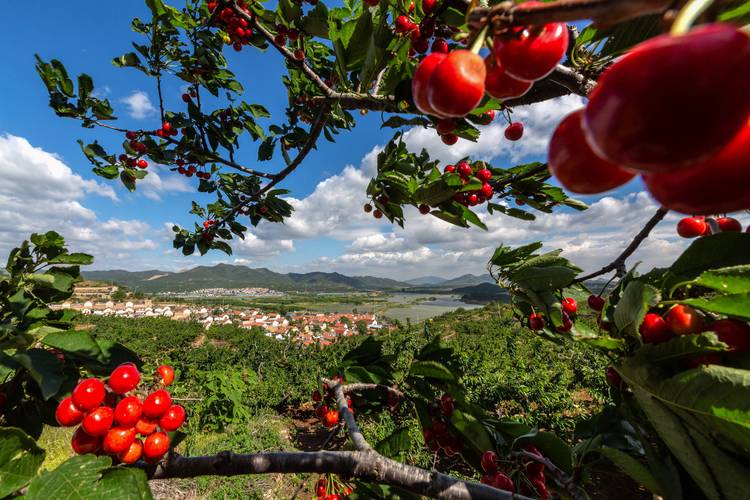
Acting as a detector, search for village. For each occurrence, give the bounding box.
[55,283,388,347]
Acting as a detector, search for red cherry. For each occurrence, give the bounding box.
[584,24,750,172]
[108,363,140,394]
[455,162,471,177]
[143,390,172,418]
[606,367,622,388]
[548,110,635,194]
[440,134,458,145]
[71,427,102,455]
[143,432,170,461]
[364,0,379,6]
[493,4,568,81]
[443,164,456,174]
[56,396,85,427]
[587,295,605,312]
[135,417,159,436]
[422,0,437,14]
[665,305,705,336]
[418,204,431,215]
[484,56,533,100]
[82,406,114,436]
[156,365,175,386]
[413,37,429,54]
[557,311,573,332]
[711,319,750,353]
[322,408,339,428]
[676,217,708,238]
[373,209,383,219]
[528,313,545,331]
[481,183,493,198]
[717,217,742,233]
[427,50,486,117]
[467,193,479,206]
[439,394,454,417]
[118,438,143,464]
[114,396,143,427]
[395,15,412,33]
[493,472,515,492]
[363,203,373,213]
[479,110,496,125]
[181,93,191,103]
[639,313,672,344]
[312,390,322,402]
[72,378,106,412]
[431,37,449,53]
[125,131,138,140]
[643,121,750,215]
[436,118,456,135]
[561,298,577,315]
[233,42,243,52]
[103,426,137,454]
[477,169,492,182]
[480,450,498,473]
[273,33,286,45]
[293,49,305,61]
[159,404,187,431]
[504,122,524,141]
[412,53,448,116]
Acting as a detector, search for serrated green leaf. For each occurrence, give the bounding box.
[613,281,660,340]
[0,427,45,498]
[409,360,457,381]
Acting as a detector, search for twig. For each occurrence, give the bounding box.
[339,383,404,399]
[514,450,587,500]
[573,207,669,283]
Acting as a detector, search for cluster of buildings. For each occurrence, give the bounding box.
[56,285,388,347]
[158,287,284,298]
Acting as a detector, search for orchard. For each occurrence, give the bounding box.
[2,0,750,498]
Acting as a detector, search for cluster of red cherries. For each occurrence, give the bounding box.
[548,23,750,218]
[528,296,578,333]
[433,110,524,146]
[676,215,746,238]
[208,1,255,52]
[412,1,568,120]
[393,0,442,56]
[311,376,350,429]
[175,159,212,180]
[120,131,150,169]
[55,364,184,464]
[444,161,495,207]
[421,394,462,456]
[639,305,750,367]
[313,474,353,500]
[274,24,306,61]
[480,445,550,499]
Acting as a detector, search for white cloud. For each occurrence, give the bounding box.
[138,165,193,201]
[120,91,157,119]
[0,135,159,267]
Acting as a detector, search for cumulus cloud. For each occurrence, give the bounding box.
[0,135,159,267]
[138,165,193,201]
[120,90,157,119]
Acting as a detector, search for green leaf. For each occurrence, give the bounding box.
[47,253,94,265]
[0,428,45,498]
[664,233,750,290]
[690,265,750,294]
[381,116,431,129]
[632,332,727,365]
[613,281,660,340]
[42,330,104,362]
[375,427,412,458]
[14,349,65,400]
[592,447,662,495]
[409,360,457,382]
[511,266,578,292]
[678,293,750,321]
[450,409,493,458]
[302,2,330,38]
[26,455,153,500]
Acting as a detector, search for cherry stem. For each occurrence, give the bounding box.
[670,0,715,36]
[470,25,489,54]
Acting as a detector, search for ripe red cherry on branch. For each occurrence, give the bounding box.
[103,426,137,454]
[412,53,448,116]
[717,217,742,233]
[665,305,705,336]
[143,389,172,418]
[395,15,413,33]
[56,397,85,427]
[639,313,672,344]
[114,396,143,427]
[418,204,431,215]
[373,209,383,219]
[557,312,573,332]
[82,406,115,436]
[548,110,635,194]
[431,37,449,53]
[436,118,456,135]
[484,56,533,100]
[477,168,492,182]
[711,319,750,353]
[528,313,545,331]
[143,432,170,462]
[422,0,437,14]
[676,217,707,238]
[109,363,140,394]
[480,451,498,473]
[159,404,187,432]
[157,365,175,386]
[492,4,569,81]
[584,23,750,172]
[71,427,102,455]
[72,378,106,412]
[643,119,750,215]
[504,122,524,141]
[441,134,458,145]
[427,50,486,118]
[135,417,159,436]
[587,295,605,312]
[606,367,622,388]
[118,438,144,464]
[457,162,472,177]
[561,298,577,316]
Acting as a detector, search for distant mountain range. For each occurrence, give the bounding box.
[83,265,497,294]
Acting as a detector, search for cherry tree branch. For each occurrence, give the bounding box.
[340,382,404,399]
[326,379,373,452]
[514,450,587,500]
[144,450,528,499]
[573,206,669,283]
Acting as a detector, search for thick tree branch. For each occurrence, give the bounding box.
[573,206,669,283]
[327,379,373,452]
[144,450,528,500]
[340,382,404,399]
[468,0,673,32]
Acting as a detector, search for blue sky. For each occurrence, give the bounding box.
[1,1,745,280]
